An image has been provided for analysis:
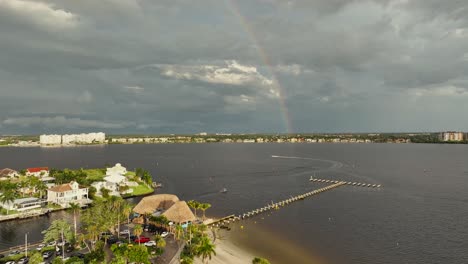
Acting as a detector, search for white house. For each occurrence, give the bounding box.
[106,163,127,176]
[47,181,90,207]
[26,167,49,177]
[91,181,120,197]
[0,197,47,212]
[0,168,19,180]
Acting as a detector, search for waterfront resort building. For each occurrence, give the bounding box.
[0,197,47,212]
[47,181,90,207]
[26,167,49,177]
[439,131,464,142]
[0,168,19,180]
[133,194,196,224]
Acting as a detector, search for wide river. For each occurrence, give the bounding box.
[0,143,467,263]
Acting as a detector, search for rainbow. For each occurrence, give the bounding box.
[224,0,293,134]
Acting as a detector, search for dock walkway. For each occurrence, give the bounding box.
[208,182,346,227]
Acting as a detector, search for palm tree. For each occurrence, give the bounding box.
[197,236,216,264]
[155,234,166,249]
[109,196,124,237]
[68,202,80,239]
[174,224,184,241]
[199,203,211,221]
[133,224,143,245]
[0,190,17,214]
[252,257,271,264]
[122,203,133,224]
[187,200,200,219]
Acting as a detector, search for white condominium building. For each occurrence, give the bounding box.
[40,134,62,145]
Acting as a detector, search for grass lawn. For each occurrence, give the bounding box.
[0,208,18,215]
[129,184,154,196]
[84,169,106,182]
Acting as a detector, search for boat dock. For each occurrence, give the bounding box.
[309,177,382,188]
[208,182,346,227]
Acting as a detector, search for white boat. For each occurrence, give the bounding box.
[220,188,227,193]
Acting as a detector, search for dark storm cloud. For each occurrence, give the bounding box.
[1,0,468,134]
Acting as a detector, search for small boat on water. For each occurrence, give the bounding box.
[152,182,162,188]
[220,188,227,193]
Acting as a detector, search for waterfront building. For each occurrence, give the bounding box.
[47,181,90,207]
[62,132,106,144]
[0,197,47,212]
[26,167,49,177]
[91,181,120,197]
[133,194,196,224]
[439,131,464,142]
[39,134,62,145]
[106,163,127,176]
[0,168,19,180]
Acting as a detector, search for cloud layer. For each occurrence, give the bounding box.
[1,0,468,134]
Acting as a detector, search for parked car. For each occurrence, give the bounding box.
[36,244,45,251]
[161,231,169,238]
[17,257,29,264]
[47,241,56,246]
[8,250,20,256]
[134,236,150,243]
[144,241,156,247]
[5,261,16,264]
[107,237,119,244]
[42,251,54,259]
[70,252,85,259]
[120,230,130,235]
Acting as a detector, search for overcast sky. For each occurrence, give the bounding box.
[1,0,468,134]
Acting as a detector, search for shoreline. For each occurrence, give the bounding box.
[194,230,256,264]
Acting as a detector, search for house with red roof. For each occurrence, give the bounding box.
[26,167,49,177]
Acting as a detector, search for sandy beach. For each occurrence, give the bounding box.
[194,237,255,264]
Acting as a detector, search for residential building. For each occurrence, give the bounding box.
[440,132,464,142]
[62,132,106,144]
[26,167,49,177]
[0,168,19,180]
[91,181,120,197]
[47,181,90,207]
[106,163,127,176]
[0,197,47,212]
[40,134,62,145]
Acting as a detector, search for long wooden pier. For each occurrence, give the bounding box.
[309,177,382,188]
[208,182,346,227]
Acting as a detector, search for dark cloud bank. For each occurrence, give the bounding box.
[1,0,468,134]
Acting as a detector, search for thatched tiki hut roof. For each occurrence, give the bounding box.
[132,194,196,224]
[163,201,196,224]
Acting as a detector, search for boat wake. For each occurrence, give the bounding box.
[271,155,344,170]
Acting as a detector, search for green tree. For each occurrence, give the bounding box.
[127,245,150,264]
[29,251,44,264]
[155,234,166,249]
[199,203,211,221]
[0,189,17,214]
[44,220,74,246]
[252,257,271,264]
[68,202,81,239]
[133,224,143,244]
[196,236,216,264]
[101,187,110,198]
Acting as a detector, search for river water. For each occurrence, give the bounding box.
[0,143,467,263]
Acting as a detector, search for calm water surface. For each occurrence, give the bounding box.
[0,143,467,264]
